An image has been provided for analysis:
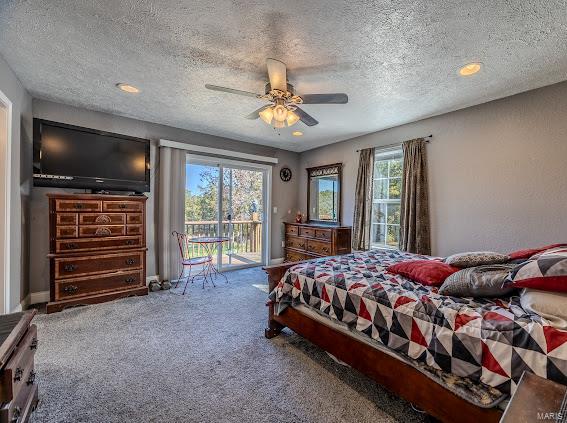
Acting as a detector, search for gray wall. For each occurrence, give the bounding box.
[0,54,33,311]
[299,81,567,257]
[30,99,298,294]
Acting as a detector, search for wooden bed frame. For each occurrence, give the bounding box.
[264,261,503,423]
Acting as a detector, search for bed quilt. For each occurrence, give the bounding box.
[271,250,567,396]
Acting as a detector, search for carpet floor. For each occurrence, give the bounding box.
[30,267,425,423]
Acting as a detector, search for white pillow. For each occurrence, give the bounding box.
[520,288,567,330]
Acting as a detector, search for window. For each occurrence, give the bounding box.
[371,149,403,249]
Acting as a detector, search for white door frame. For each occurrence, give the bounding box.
[185,154,272,269]
[0,88,12,314]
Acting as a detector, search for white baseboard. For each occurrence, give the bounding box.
[11,304,23,313]
[270,257,284,265]
[20,290,50,309]
[146,275,159,285]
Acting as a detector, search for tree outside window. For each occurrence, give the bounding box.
[371,150,403,249]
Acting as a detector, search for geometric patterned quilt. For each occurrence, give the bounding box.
[272,250,567,396]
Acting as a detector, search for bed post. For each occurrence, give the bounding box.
[263,260,307,338]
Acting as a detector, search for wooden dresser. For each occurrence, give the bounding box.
[0,311,38,423]
[47,194,148,313]
[283,222,352,262]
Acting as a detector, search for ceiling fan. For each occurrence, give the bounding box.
[205,58,348,128]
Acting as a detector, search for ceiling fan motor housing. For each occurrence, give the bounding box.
[265,82,295,96]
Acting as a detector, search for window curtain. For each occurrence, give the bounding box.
[157,146,187,282]
[399,138,431,255]
[352,148,374,250]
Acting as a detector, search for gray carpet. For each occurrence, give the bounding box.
[31,267,425,423]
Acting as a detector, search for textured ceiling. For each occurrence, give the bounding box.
[1,1,567,152]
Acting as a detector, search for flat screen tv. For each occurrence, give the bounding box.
[33,119,150,193]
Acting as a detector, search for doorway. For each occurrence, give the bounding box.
[184,155,271,270]
[0,90,11,314]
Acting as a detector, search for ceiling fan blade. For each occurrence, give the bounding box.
[294,107,319,127]
[205,84,260,98]
[266,58,287,92]
[245,105,270,120]
[300,93,349,104]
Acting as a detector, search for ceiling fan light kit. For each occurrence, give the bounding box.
[205,58,349,131]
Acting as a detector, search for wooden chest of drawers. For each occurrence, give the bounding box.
[0,311,38,423]
[46,194,149,313]
[283,223,352,262]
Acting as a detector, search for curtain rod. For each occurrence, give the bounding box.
[356,134,432,153]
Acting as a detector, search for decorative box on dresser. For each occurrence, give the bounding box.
[47,193,149,313]
[283,222,352,262]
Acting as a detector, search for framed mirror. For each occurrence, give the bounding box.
[307,163,342,224]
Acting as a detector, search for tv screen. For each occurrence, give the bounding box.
[33,119,150,192]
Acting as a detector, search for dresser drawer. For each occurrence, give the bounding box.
[0,325,37,403]
[56,226,78,239]
[55,236,142,253]
[55,199,101,212]
[126,225,143,235]
[55,270,144,300]
[285,250,306,263]
[286,236,306,251]
[306,239,331,256]
[0,379,38,423]
[54,251,144,279]
[299,227,316,238]
[315,229,332,241]
[78,225,125,237]
[56,213,78,225]
[79,213,125,225]
[127,214,143,224]
[103,201,142,212]
[285,225,299,235]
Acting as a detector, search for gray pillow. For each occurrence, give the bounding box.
[438,264,516,297]
[444,251,510,268]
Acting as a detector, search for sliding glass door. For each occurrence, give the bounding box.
[185,155,270,270]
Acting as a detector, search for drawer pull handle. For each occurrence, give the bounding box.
[67,243,78,249]
[11,406,21,423]
[74,203,84,209]
[119,204,127,209]
[30,337,38,350]
[126,259,135,265]
[95,215,111,224]
[63,285,79,294]
[125,277,136,284]
[95,227,111,236]
[63,264,77,272]
[323,248,329,253]
[14,367,23,381]
[299,244,305,249]
[126,240,135,245]
[27,371,36,385]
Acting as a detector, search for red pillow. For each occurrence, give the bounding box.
[387,260,460,286]
[509,244,565,260]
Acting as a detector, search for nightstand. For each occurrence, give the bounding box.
[501,372,566,422]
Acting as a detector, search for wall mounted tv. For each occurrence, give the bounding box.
[33,119,150,193]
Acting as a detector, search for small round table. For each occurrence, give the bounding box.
[186,236,229,288]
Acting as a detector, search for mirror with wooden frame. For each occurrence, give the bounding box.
[307,163,342,224]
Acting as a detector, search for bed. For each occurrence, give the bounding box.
[264,250,567,423]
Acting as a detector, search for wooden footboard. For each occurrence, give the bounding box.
[263,262,503,423]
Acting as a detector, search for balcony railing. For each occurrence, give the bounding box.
[184,220,262,258]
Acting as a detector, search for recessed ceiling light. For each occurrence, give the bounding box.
[116,83,140,93]
[459,63,482,76]
[292,131,303,137]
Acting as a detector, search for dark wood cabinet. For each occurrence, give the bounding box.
[47,194,149,313]
[0,311,38,423]
[283,222,351,262]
